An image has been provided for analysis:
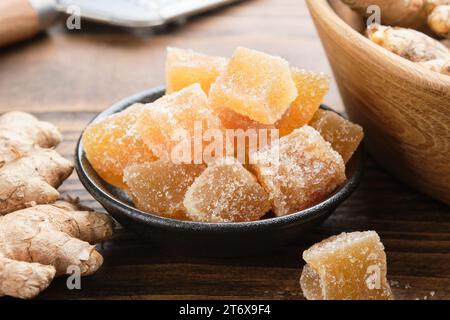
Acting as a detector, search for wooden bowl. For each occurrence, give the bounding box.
[307,0,450,205]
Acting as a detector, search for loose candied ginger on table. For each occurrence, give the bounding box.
[276,68,330,136]
[124,160,205,219]
[137,84,223,163]
[300,231,393,300]
[209,47,297,125]
[82,103,156,189]
[183,157,271,223]
[165,47,228,94]
[249,126,346,216]
[309,109,364,163]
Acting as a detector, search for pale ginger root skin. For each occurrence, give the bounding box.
[0,202,114,299]
[0,255,55,299]
[0,148,73,215]
[341,0,428,29]
[418,58,450,74]
[0,112,62,167]
[428,5,450,37]
[367,24,450,62]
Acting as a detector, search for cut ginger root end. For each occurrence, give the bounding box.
[0,201,114,299]
[300,231,393,300]
[309,109,364,163]
[166,47,228,94]
[183,157,271,223]
[209,47,297,125]
[124,160,205,219]
[276,68,330,136]
[82,103,157,189]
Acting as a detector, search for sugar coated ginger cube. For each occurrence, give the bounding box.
[166,47,228,94]
[212,106,278,165]
[82,103,156,189]
[276,68,330,136]
[209,47,297,125]
[137,84,223,163]
[249,126,346,216]
[183,157,271,223]
[300,231,393,300]
[124,160,205,219]
[309,109,364,163]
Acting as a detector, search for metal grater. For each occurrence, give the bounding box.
[31,0,243,29]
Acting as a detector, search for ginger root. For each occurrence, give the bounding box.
[0,148,73,215]
[0,112,62,167]
[418,58,450,74]
[0,201,114,299]
[0,112,74,215]
[428,5,450,37]
[342,0,450,38]
[367,24,450,62]
[341,0,428,29]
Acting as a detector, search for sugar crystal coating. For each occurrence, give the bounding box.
[183,157,271,223]
[212,106,278,165]
[124,160,205,219]
[82,103,156,188]
[301,231,393,300]
[309,109,364,163]
[276,68,330,136]
[209,47,297,125]
[165,47,228,94]
[249,126,346,216]
[137,84,223,163]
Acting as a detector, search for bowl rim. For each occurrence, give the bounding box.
[75,87,363,232]
[306,0,450,86]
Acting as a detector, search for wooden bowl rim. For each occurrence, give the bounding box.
[307,0,450,88]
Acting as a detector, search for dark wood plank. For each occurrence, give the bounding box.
[0,0,449,300]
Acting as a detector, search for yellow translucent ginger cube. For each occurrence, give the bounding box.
[137,84,224,163]
[276,68,330,136]
[300,231,393,300]
[82,103,156,189]
[124,160,205,219]
[209,47,298,125]
[166,47,228,94]
[183,157,271,223]
[249,125,346,216]
[309,109,364,163]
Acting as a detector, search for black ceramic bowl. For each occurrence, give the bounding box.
[75,87,363,255]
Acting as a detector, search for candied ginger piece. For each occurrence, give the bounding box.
[249,126,346,216]
[211,102,278,165]
[166,47,228,94]
[124,160,205,219]
[209,47,297,125]
[300,231,393,300]
[137,84,223,163]
[276,68,330,136]
[82,103,156,189]
[183,157,271,223]
[215,107,278,164]
[309,109,364,163]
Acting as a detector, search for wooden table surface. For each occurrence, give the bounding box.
[0,0,449,300]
